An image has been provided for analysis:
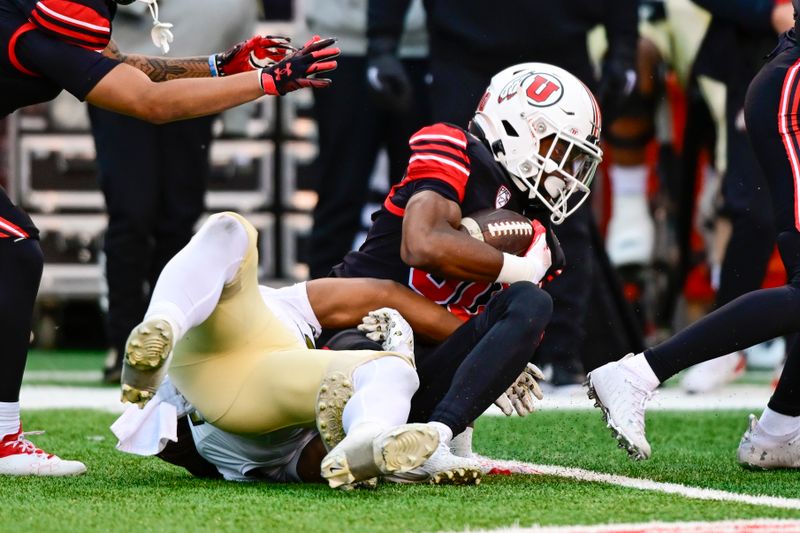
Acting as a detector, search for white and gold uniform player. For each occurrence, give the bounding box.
[116,211,466,488]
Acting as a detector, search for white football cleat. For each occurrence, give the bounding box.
[320,423,439,489]
[586,355,655,460]
[385,434,482,485]
[121,318,174,408]
[0,427,86,476]
[606,195,655,267]
[737,414,800,470]
[680,352,746,394]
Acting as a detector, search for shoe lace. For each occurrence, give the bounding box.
[6,430,49,456]
[624,378,656,432]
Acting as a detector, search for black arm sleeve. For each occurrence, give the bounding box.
[691,0,775,32]
[16,29,119,101]
[603,0,639,64]
[367,0,414,55]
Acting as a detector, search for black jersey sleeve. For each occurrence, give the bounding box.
[367,0,413,52]
[692,0,774,32]
[14,28,118,101]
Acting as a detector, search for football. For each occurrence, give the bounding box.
[458,208,534,255]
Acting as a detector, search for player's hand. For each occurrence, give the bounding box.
[494,363,545,416]
[366,53,413,113]
[259,35,340,96]
[523,220,553,285]
[358,307,415,358]
[597,55,637,125]
[211,35,294,76]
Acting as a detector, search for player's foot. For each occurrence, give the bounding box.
[606,195,655,267]
[0,427,86,476]
[586,354,655,460]
[385,436,482,485]
[680,352,746,394]
[121,318,174,408]
[737,414,800,470]
[320,423,439,489]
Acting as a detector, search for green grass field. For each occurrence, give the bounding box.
[5,407,800,532]
[10,352,798,531]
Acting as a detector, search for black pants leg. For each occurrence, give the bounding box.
[716,89,775,308]
[0,238,43,402]
[409,282,553,435]
[644,43,800,415]
[89,107,210,357]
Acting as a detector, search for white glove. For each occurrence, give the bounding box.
[496,220,552,285]
[494,363,545,416]
[357,307,414,359]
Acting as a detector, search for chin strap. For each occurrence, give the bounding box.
[135,0,174,54]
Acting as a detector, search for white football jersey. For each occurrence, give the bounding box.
[189,281,322,481]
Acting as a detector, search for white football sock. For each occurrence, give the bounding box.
[428,421,453,445]
[145,214,250,341]
[622,353,661,390]
[0,402,21,439]
[342,356,420,435]
[759,407,800,437]
[610,164,648,197]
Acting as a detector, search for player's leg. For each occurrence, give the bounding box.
[120,211,254,404]
[0,215,85,475]
[395,282,552,483]
[89,107,159,383]
[587,46,800,461]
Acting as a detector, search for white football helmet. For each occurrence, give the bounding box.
[471,63,603,224]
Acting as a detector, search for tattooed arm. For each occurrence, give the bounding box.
[102,39,210,81]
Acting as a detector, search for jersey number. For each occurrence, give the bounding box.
[408,268,505,321]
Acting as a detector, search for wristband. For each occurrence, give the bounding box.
[496,253,536,284]
[208,54,219,77]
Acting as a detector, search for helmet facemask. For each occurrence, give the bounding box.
[511,117,601,225]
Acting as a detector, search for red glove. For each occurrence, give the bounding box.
[210,35,294,77]
[259,36,340,96]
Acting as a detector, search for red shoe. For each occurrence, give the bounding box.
[0,426,86,476]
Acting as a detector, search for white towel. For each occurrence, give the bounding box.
[110,377,192,456]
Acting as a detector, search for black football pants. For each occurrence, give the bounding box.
[326,282,552,436]
[411,282,552,435]
[645,41,800,416]
[0,238,43,402]
[88,107,212,359]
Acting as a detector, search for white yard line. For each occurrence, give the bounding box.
[463,518,800,532]
[20,385,125,412]
[477,458,800,511]
[20,383,774,414]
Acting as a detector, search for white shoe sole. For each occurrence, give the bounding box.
[321,424,439,489]
[585,376,650,461]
